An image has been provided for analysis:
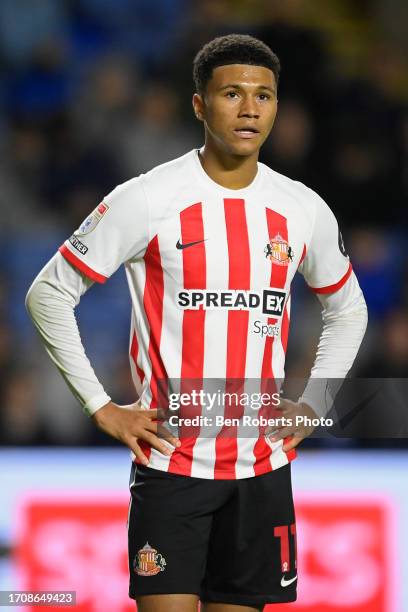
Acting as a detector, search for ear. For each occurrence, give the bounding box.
[192,93,205,122]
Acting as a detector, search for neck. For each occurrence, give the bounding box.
[199,142,259,189]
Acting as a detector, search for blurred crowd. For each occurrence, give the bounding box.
[0,0,407,446]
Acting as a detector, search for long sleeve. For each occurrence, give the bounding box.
[25,252,112,416]
[298,271,368,417]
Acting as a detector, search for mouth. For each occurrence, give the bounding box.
[233,127,260,139]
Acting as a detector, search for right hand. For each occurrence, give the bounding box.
[91,401,180,465]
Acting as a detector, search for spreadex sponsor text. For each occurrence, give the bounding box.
[176,289,287,317]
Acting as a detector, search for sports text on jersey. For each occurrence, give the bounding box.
[253,320,280,337]
[177,288,287,317]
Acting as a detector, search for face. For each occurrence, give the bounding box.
[193,63,278,158]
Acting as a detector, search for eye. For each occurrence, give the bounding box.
[225,91,239,99]
[258,93,271,101]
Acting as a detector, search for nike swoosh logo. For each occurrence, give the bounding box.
[281,574,297,587]
[176,239,206,250]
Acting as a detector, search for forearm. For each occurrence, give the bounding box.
[25,253,111,416]
[299,272,368,417]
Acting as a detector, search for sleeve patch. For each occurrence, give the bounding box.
[75,201,110,236]
[69,234,88,255]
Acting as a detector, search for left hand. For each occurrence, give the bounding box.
[266,399,318,452]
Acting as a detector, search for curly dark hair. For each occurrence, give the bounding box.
[193,34,280,94]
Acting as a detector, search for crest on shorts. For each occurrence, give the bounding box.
[133,542,166,576]
[264,233,294,266]
[75,202,109,236]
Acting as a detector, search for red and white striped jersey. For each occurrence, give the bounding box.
[59,149,352,479]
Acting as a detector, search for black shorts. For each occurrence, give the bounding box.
[128,463,297,608]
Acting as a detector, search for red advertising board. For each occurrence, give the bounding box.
[15,496,134,612]
[269,495,396,611]
[14,493,396,611]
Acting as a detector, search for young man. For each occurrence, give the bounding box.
[26,35,367,611]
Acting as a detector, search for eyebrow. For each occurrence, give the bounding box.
[219,83,277,94]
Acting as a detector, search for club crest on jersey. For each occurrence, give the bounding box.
[75,202,110,236]
[134,542,166,576]
[265,233,293,266]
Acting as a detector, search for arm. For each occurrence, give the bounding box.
[270,186,367,450]
[299,270,368,417]
[26,252,110,415]
[270,273,367,451]
[26,252,179,462]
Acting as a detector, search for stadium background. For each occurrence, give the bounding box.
[0,0,407,610]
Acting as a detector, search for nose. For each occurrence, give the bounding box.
[238,95,259,118]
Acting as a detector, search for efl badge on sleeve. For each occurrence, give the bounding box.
[265,233,294,266]
[75,202,110,236]
[133,542,166,576]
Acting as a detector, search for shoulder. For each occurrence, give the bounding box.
[103,174,146,207]
[104,150,196,205]
[259,162,327,218]
[142,150,196,192]
[259,162,318,202]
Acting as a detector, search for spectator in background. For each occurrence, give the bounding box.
[39,112,121,227]
[353,308,408,448]
[260,98,319,187]
[1,122,47,230]
[256,2,328,107]
[349,228,405,321]
[322,129,401,228]
[0,0,68,67]
[114,81,199,175]
[0,368,46,445]
[70,54,137,150]
[358,309,408,378]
